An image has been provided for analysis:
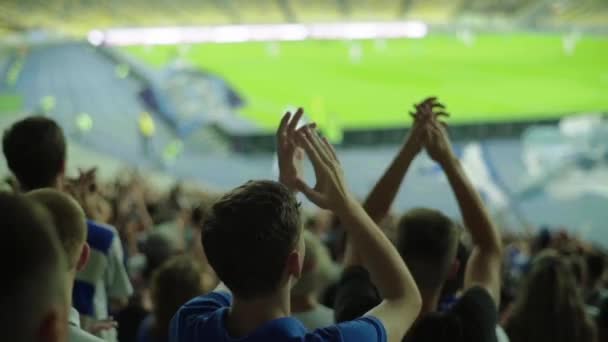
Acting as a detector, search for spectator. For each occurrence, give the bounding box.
[599,296,608,342]
[586,252,607,308]
[170,108,422,341]
[2,116,133,341]
[290,229,341,330]
[26,189,104,342]
[505,250,596,342]
[138,255,213,342]
[0,192,68,342]
[334,98,503,342]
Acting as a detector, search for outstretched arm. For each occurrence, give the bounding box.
[281,114,421,342]
[362,102,427,224]
[424,103,503,306]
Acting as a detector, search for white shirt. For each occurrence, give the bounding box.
[496,325,510,342]
[75,221,133,342]
[293,305,335,331]
[68,308,104,342]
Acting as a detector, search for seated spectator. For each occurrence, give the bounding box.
[335,98,503,342]
[170,108,422,341]
[0,192,68,342]
[290,230,341,330]
[138,255,213,342]
[26,189,103,342]
[3,116,133,341]
[505,250,597,342]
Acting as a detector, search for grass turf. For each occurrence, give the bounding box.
[123,33,608,132]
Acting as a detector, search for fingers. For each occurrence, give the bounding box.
[296,125,325,175]
[277,111,291,139]
[302,126,333,165]
[417,97,437,107]
[287,107,303,135]
[294,178,325,208]
[431,102,445,109]
[321,136,339,163]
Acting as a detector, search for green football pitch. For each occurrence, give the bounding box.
[123,33,608,132]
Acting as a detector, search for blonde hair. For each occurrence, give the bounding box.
[26,189,87,269]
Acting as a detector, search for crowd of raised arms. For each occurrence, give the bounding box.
[0,97,606,342]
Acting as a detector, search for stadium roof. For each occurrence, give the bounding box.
[1,0,607,36]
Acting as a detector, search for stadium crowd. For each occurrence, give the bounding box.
[0,97,606,342]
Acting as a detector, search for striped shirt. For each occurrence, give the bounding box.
[73,220,133,340]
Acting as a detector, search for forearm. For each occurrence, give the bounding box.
[363,145,416,223]
[442,157,502,254]
[337,200,419,303]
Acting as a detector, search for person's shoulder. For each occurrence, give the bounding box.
[334,266,382,323]
[454,286,496,313]
[86,220,117,253]
[308,316,387,342]
[174,291,232,322]
[444,286,498,341]
[170,292,233,341]
[68,325,105,342]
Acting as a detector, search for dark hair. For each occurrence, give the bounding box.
[506,250,597,342]
[202,180,301,300]
[3,116,66,191]
[151,256,206,341]
[586,252,606,287]
[599,296,608,342]
[396,208,460,291]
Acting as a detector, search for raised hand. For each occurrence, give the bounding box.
[64,167,101,220]
[425,119,455,165]
[293,125,353,212]
[277,108,306,190]
[412,97,454,165]
[412,97,448,120]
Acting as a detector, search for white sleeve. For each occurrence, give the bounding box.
[105,235,133,299]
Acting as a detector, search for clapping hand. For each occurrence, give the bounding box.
[276,108,353,212]
[411,97,455,165]
[277,108,306,191]
[292,124,353,212]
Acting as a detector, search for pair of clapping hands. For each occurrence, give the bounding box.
[277,97,453,211]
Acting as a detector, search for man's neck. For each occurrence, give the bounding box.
[23,178,63,192]
[227,289,291,338]
[419,289,441,316]
[66,270,76,309]
[290,294,317,314]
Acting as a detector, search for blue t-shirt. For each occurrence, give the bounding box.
[170,292,386,342]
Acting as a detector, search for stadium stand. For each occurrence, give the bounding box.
[2,0,608,34]
[0,2,607,342]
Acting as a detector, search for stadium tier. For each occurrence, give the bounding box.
[2,0,608,34]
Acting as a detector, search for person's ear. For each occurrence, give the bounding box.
[286,250,303,279]
[447,259,461,279]
[76,243,90,272]
[38,306,68,342]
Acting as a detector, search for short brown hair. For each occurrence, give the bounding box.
[26,189,87,268]
[203,180,301,299]
[396,208,460,290]
[3,116,66,191]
